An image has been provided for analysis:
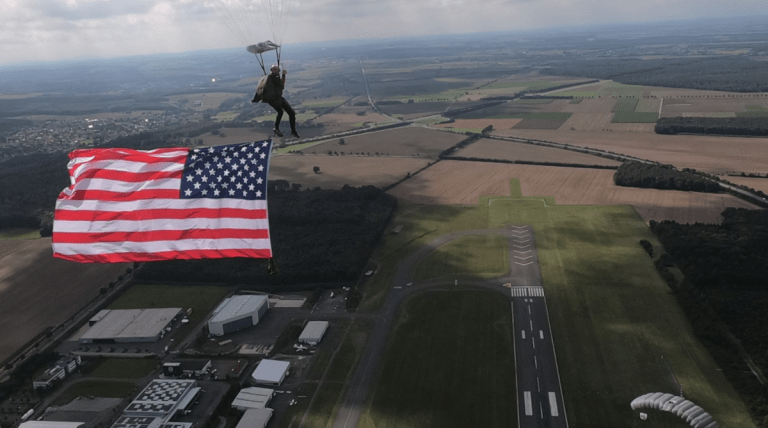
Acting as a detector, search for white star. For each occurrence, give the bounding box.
[186,175,194,182]
[256,178,263,184]
[258,165,264,171]
[229,189,236,196]
[225,156,232,163]
[194,182,201,189]
[249,171,256,178]
[249,184,255,191]
[196,168,203,175]
[184,189,192,196]
[260,153,266,159]
[214,189,221,196]
[255,190,262,197]
[201,176,208,182]
[217,162,224,169]
[202,189,208,195]
[236,183,243,189]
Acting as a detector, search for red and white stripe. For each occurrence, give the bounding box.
[52,147,271,263]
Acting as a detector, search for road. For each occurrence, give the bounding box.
[330,225,568,428]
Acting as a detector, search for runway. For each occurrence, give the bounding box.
[508,225,568,428]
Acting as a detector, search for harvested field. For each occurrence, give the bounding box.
[315,109,392,125]
[496,129,768,175]
[0,239,129,363]
[720,176,768,194]
[307,126,467,159]
[387,161,756,224]
[167,92,244,111]
[433,118,523,132]
[454,138,621,167]
[197,127,272,146]
[559,113,613,131]
[559,98,617,113]
[513,118,568,130]
[270,154,430,189]
[377,101,454,120]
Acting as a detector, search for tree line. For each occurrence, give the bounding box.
[613,161,720,193]
[540,56,768,93]
[134,185,397,287]
[650,208,768,425]
[655,116,768,136]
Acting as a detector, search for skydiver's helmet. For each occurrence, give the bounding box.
[270,64,280,74]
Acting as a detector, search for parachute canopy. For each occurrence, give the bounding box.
[631,393,719,428]
[247,40,280,55]
[209,0,295,73]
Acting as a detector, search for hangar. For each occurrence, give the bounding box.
[251,359,289,386]
[79,308,182,344]
[298,321,329,345]
[208,295,269,336]
[232,387,274,411]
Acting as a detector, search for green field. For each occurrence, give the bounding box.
[413,235,509,280]
[53,380,136,405]
[88,357,160,379]
[359,290,516,428]
[611,112,660,123]
[0,228,40,239]
[358,183,754,428]
[612,98,640,112]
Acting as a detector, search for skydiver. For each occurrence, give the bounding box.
[262,64,299,139]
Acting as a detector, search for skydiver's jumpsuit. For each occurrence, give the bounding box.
[265,72,297,134]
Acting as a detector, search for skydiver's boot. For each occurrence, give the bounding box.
[290,130,300,139]
[273,128,283,137]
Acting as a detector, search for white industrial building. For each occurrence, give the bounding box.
[251,359,289,385]
[111,379,199,428]
[231,387,274,411]
[235,408,273,428]
[79,308,182,344]
[299,321,329,345]
[208,295,269,336]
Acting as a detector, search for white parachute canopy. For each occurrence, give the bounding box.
[631,393,719,428]
[208,0,296,73]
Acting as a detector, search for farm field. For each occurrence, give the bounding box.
[387,160,755,224]
[166,92,244,111]
[377,101,455,120]
[270,154,430,189]
[360,194,754,428]
[498,129,768,175]
[720,175,768,194]
[0,239,129,363]
[305,126,467,159]
[453,138,622,167]
[312,108,392,126]
[432,118,523,133]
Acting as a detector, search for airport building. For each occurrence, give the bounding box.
[251,359,289,386]
[208,295,269,336]
[111,379,199,428]
[231,387,274,411]
[235,408,273,428]
[162,359,212,378]
[79,308,182,344]
[298,321,329,345]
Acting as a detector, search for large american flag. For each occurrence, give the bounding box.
[52,141,273,263]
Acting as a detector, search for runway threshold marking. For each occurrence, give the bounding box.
[524,391,533,416]
[549,392,559,417]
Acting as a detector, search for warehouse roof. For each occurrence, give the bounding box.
[80,308,182,341]
[299,321,329,343]
[251,359,289,384]
[232,387,274,409]
[210,295,268,324]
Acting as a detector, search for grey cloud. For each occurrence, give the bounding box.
[32,0,156,21]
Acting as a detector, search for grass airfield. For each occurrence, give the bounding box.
[358,179,754,428]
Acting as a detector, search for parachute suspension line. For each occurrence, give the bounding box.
[209,0,253,46]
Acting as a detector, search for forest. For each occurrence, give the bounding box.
[540,56,768,92]
[650,209,768,424]
[613,161,720,192]
[655,116,768,136]
[134,185,397,287]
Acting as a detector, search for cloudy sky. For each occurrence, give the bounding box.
[1,0,766,66]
